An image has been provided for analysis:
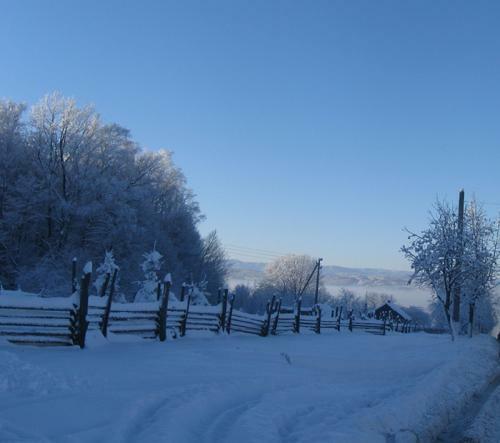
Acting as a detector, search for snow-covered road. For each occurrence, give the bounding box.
[0,332,498,442]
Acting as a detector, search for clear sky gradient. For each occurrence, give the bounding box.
[1,1,499,270]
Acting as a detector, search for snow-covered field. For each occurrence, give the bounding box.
[0,332,498,443]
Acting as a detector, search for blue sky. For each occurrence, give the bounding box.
[1,0,499,270]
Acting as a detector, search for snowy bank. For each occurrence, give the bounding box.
[462,383,500,443]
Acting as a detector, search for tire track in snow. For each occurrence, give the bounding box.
[112,381,284,443]
[110,384,209,443]
[116,378,303,443]
[201,396,264,443]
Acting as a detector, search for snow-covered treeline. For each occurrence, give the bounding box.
[0,93,226,299]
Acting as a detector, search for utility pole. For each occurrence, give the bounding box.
[314,258,323,305]
[452,189,465,324]
[298,258,320,300]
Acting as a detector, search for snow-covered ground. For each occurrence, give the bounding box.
[0,332,498,443]
[461,381,500,443]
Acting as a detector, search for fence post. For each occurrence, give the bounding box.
[158,276,171,342]
[71,257,77,293]
[180,292,191,337]
[99,272,111,297]
[77,262,92,349]
[315,305,321,334]
[101,268,118,337]
[337,306,343,331]
[293,297,302,333]
[180,283,186,302]
[226,293,235,334]
[156,282,161,301]
[219,289,228,332]
[271,298,282,335]
[348,315,353,332]
[262,295,276,337]
[261,300,270,336]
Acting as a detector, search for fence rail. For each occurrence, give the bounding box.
[0,283,417,348]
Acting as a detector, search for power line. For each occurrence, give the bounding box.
[225,251,279,261]
[225,250,282,261]
[225,242,319,258]
[225,245,282,257]
[225,243,290,257]
[465,199,500,207]
[223,242,322,263]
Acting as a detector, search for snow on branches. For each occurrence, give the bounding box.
[402,199,499,338]
[94,250,121,299]
[134,248,164,303]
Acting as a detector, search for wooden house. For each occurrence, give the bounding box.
[374,301,412,324]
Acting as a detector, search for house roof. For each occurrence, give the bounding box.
[386,302,412,321]
[377,301,412,321]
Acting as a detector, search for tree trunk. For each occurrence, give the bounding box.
[444,289,455,341]
[468,303,475,338]
[444,306,455,341]
[47,206,52,238]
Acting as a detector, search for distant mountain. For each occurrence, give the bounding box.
[226,259,430,308]
[227,259,410,287]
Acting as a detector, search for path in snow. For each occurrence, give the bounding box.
[0,332,498,442]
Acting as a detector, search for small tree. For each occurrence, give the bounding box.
[188,284,210,306]
[94,250,120,297]
[134,247,163,302]
[332,288,365,318]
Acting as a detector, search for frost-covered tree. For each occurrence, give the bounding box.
[192,231,228,302]
[402,199,499,339]
[0,94,226,297]
[402,201,465,339]
[231,284,255,312]
[330,288,366,317]
[263,254,321,303]
[135,248,163,302]
[0,100,28,286]
[462,201,499,336]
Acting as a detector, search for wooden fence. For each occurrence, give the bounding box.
[1,275,415,348]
